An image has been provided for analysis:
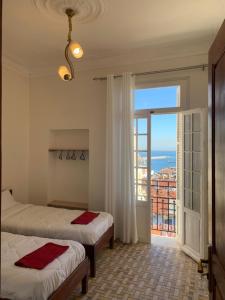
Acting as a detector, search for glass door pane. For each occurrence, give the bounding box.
[134,117,149,202]
[183,112,202,212]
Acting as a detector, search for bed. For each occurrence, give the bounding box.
[1,190,114,277]
[1,232,89,300]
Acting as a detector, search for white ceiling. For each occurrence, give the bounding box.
[3,0,225,71]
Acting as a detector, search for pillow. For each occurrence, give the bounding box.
[1,190,17,211]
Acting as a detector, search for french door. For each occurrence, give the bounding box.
[177,109,208,261]
[134,115,151,243]
[134,108,207,257]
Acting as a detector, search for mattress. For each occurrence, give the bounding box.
[1,202,113,245]
[1,232,85,300]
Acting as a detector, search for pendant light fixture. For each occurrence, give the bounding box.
[58,8,84,81]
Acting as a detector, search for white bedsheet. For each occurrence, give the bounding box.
[1,232,85,300]
[1,203,113,245]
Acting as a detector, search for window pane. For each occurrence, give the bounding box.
[184,115,191,132]
[184,152,191,170]
[184,189,192,209]
[184,171,191,189]
[193,133,200,152]
[134,86,179,110]
[193,192,200,213]
[137,152,147,167]
[138,135,147,150]
[192,113,200,132]
[137,168,148,184]
[137,185,148,201]
[193,152,200,171]
[137,118,147,134]
[193,173,200,194]
[184,133,191,151]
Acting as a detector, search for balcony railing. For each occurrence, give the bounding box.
[151,180,176,235]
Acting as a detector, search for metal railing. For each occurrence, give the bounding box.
[151,180,176,234]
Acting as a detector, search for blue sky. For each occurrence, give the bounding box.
[135,86,177,151]
[151,114,177,151]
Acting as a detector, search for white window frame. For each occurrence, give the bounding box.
[134,115,151,207]
[135,77,189,115]
[134,79,188,205]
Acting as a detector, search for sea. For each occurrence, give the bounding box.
[151,150,176,173]
[139,150,176,173]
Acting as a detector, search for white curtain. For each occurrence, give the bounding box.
[105,73,138,244]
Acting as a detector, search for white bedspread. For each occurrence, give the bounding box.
[1,232,85,300]
[1,203,113,245]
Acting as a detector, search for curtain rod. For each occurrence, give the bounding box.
[92,64,208,81]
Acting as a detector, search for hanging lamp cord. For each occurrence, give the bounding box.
[64,9,75,80]
[67,13,72,43]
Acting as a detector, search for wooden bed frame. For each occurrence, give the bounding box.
[7,189,114,278]
[84,223,114,277]
[49,257,89,299]
[0,257,89,300]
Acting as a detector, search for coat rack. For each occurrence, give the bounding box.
[49,149,88,161]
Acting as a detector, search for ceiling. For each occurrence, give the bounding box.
[3,0,225,71]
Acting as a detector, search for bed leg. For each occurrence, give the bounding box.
[109,235,114,249]
[90,258,96,277]
[81,275,88,294]
[90,247,96,277]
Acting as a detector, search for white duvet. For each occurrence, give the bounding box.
[1,232,85,300]
[1,202,113,245]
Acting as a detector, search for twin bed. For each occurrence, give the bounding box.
[1,232,89,300]
[1,190,114,299]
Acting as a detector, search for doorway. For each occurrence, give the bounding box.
[151,113,177,246]
[134,84,208,261]
[134,112,177,246]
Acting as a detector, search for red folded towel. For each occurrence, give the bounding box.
[71,211,100,225]
[15,243,69,270]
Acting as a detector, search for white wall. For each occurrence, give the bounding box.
[29,53,208,210]
[2,63,29,203]
[29,73,106,209]
[48,129,89,204]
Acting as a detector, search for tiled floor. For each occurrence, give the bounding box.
[71,241,209,300]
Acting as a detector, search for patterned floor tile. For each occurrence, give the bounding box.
[69,242,209,300]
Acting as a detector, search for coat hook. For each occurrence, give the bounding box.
[80,151,85,160]
[71,151,76,160]
[58,150,63,160]
[66,151,71,160]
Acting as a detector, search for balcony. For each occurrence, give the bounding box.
[151,180,176,238]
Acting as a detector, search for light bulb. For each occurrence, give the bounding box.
[69,42,84,59]
[58,66,71,81]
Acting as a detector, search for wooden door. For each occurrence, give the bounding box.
[208,20,225,300]
[0,2,1,286]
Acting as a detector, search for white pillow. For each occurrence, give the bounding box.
[1,190,17,211]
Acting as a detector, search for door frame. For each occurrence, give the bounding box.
[135,108,180,243]
[208,20,225,299]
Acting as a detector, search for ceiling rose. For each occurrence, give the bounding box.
[32,0,105,23]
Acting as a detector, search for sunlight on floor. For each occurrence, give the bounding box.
[151,234,178,248]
